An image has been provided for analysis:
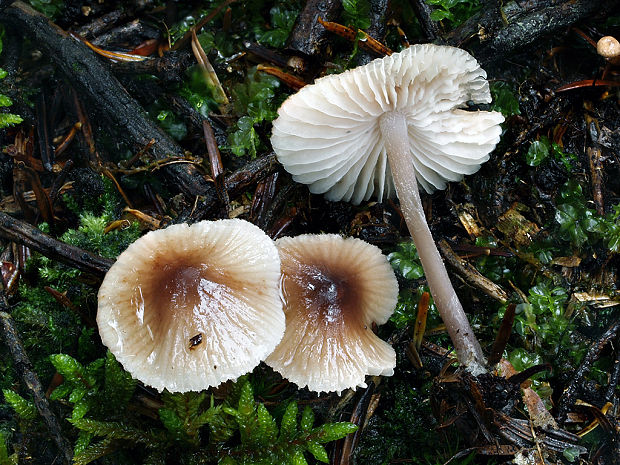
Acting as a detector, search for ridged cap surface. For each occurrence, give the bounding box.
[97,219,284,392]
[266,234,398,394]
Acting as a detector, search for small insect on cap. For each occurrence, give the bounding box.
[97,219,284,392]
[266,234,398,394]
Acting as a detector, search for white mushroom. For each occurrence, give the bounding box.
[266,234,398,394]
[97,219,285,392]
[271,44,504,373]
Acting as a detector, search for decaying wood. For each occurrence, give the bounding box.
[0,303,73,465]
[110,51,194,83]
[2,1,211,198]
[0,212,113,277]
[446,0,617,64]
[74,9,126,40]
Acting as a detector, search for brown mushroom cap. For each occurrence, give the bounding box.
[265,234,398,394]
[97,219,284,392]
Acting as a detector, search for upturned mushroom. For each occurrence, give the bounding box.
[271,44,504,373]
[266,234,398,394]
[97,219,285,392]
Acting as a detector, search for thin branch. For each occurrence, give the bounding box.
[0,212,113,277]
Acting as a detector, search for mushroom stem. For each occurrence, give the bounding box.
[379,111,487,373]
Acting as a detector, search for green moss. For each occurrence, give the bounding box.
[426,0,481,29]
[228,69,281,158]
[0,26,22,129]
[67,378,356,465]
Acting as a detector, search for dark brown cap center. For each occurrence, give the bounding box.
[283,263,361,328]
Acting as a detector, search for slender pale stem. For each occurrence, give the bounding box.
[379,111,486,373]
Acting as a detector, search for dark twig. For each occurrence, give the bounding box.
[605,349,620,403]
[35,92,53,172]
[506,363,552,387]
[0,300,73,465]
[110,51,194,83]
[250,172,278,225]
[557,320,620,423]
[586,112,605,216]
[189,153,279,221]
[488,304,516,366]
[74,9,126,40]
[0,212,113,277]
[334,380,377,465]
[259,184,297,233]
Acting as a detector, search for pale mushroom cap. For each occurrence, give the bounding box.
[97,219,284,392]
[597,36,620,59]
[271,44,505,204]
[265,234,398,394]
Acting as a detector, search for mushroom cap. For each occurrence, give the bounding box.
[597,36,620,59]
[97,219,284,392]
[271,44,505,204]
[265,234,398,394]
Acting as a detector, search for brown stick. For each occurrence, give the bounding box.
[203,120,230,216]
[0,303,73,465]
[0,212,113,276]
[439,239,509,303]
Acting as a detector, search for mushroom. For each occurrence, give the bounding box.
[271,44,504,373]
[265,234,398,394]
[97,219,285,392]
[597,36,620,65]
